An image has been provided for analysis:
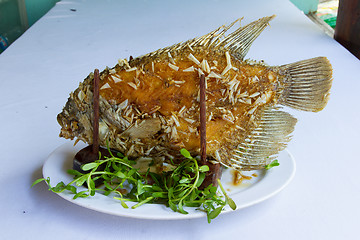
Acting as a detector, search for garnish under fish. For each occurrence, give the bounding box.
[57,15,332,171]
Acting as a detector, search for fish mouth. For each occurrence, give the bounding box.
[57,97,84,140]
[57,113,75,139]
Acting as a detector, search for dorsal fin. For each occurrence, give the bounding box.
[135,16,275,62]
[215,107,297,170]
[278,57,333,112]
[213,15,275,59]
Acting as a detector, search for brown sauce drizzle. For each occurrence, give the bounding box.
[232,170,253,186]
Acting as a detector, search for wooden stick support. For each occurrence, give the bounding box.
[199,74,207,165]
[92,69,100,155]
[198,74,222,189]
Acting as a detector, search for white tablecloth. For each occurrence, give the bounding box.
[1,0,359,239]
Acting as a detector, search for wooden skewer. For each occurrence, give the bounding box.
[199,74,207,165]
[199,73,222,189]
[92,69,100,155]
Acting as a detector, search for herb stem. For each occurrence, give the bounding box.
[177,157,200,202]
[131,196,154,209]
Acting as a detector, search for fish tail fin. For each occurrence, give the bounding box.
[216,107,297,170]
[278,57,333,112]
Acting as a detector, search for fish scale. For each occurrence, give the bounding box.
[57,15,332,171]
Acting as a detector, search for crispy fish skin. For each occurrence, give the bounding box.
[57,16,332,170]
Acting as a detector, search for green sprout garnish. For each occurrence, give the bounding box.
[264,160,280,170]
[32,148,236,223]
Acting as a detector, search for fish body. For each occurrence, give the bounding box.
[57,16,332,170]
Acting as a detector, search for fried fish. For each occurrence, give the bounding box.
[57,16,332,171]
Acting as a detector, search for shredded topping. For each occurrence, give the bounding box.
[100,83,111,90]
[188,53,201,65]
[168,63,179,71]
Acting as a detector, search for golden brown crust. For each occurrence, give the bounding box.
[92,47,280,160]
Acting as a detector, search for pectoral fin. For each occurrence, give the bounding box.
[216,107,297,170]
[121,118,161,140]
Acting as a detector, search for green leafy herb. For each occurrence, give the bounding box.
[265,160,280,169]
[32,148,236,223]
[180,148,192,159]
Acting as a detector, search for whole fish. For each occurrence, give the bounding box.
[57,16,332,171]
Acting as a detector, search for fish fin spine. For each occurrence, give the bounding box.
[133,16,275,64]
[223,107,297,170]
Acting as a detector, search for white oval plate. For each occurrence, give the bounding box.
[43,141,295,220]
